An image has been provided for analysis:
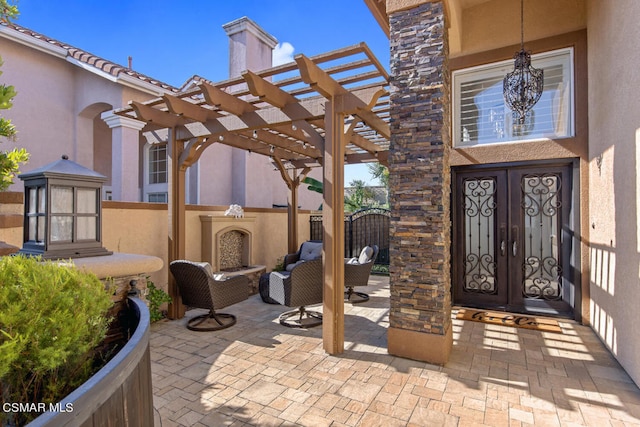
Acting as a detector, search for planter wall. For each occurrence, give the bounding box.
[27,297,153,427]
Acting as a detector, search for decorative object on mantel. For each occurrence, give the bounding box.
[224,203,244,218]
[503,0,544,130]
[17,155,112,259]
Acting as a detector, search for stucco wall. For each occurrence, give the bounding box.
[587,0,640,386]
[103,203,312,292]
[0,195,313,300]
[0,32,156,194]
[452,0,586,57]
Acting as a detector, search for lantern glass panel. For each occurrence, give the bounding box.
[51,216,73,242]
[77,188,97,214]
[38,187,46,213]
[28,188,37,213]
[28,216,36,241]
[77,217,96,240]
[51,186,73,214]
[37,216,45,243]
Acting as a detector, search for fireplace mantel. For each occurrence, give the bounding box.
[200,216,256,225]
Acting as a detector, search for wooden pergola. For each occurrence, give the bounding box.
[114,43,390,354]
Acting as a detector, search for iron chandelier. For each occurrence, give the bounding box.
[503,0,544,127]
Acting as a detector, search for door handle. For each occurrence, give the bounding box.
[511,225,519,257]
[512,241,518,257]
[500,224,506,256]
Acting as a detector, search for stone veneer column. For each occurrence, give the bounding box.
[387,0,452,364]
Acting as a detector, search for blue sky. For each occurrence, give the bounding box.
[15,1,389,185]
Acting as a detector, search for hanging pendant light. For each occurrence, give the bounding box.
[503,0,543,128]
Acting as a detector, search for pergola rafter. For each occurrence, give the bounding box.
[113,42,390,355]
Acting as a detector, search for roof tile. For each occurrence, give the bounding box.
[3,22,179,93]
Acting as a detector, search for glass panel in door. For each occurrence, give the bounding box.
[521,173,562,300]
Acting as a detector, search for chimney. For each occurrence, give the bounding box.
[222,16,277,79]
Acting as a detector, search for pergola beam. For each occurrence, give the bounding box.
[199,82,258,116]
[236,129,322,158]
[163,94,222,123]
[219,132,307,161]
[130,101,186,128]
[296,55,390,140]
[175,96,327,140]
[244,70,298,108]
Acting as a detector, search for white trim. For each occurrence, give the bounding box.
[117,73,171,96]
[67,56,170,97]
[452,47,575,147]
[65,56,118,82]
[100,111,146,130]
[0,26,67,58]
[222,16,278,48]
[142,142,169,202]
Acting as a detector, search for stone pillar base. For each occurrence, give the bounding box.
[388,325,453,365]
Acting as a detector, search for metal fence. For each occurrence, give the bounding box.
[309,208,390,265]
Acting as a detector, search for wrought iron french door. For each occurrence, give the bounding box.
[453,164,574,316]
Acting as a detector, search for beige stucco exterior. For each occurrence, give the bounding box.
[586,0,640,386]
[0,25,160,202]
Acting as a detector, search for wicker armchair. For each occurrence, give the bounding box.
[169,260,249,331]
[269,241,323,327]
[344,245,379,303]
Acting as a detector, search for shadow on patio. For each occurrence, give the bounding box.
[150,275,640,426]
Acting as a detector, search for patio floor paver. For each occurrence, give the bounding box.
[150,276,640,426]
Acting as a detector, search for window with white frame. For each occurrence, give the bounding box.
[148,143,167,184]
[452,48,574,147]
[147,192,168,203]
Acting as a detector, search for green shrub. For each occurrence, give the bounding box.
[371,264,389,275]
[0,255,113,425]
[273,256,285,272]
[145,279,171,322]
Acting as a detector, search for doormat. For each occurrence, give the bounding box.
[456,308,562,333]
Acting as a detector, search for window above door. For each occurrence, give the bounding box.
[452,48,574,147]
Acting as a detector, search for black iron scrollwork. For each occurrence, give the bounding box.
[521,174,563,300]
[463,178,498,294]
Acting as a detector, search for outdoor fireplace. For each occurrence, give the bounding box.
[218,228,251,271]
[200,215,265,294]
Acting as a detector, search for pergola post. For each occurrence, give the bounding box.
[322,99,345,354]
[272,157,310,254]
[168,129,186,319]
[287,178,302,253]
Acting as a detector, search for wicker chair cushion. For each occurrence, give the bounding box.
[285,260,304,271]
[358,246,374,264]
[195,261,214,276]
[299,241,322,261]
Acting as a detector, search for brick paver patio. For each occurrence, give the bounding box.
[150,276,640,426]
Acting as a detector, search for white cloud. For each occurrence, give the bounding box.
[272,42,295,66]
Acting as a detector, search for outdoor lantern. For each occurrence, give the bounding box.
[18,155,112,259]
[503,0,544,128]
